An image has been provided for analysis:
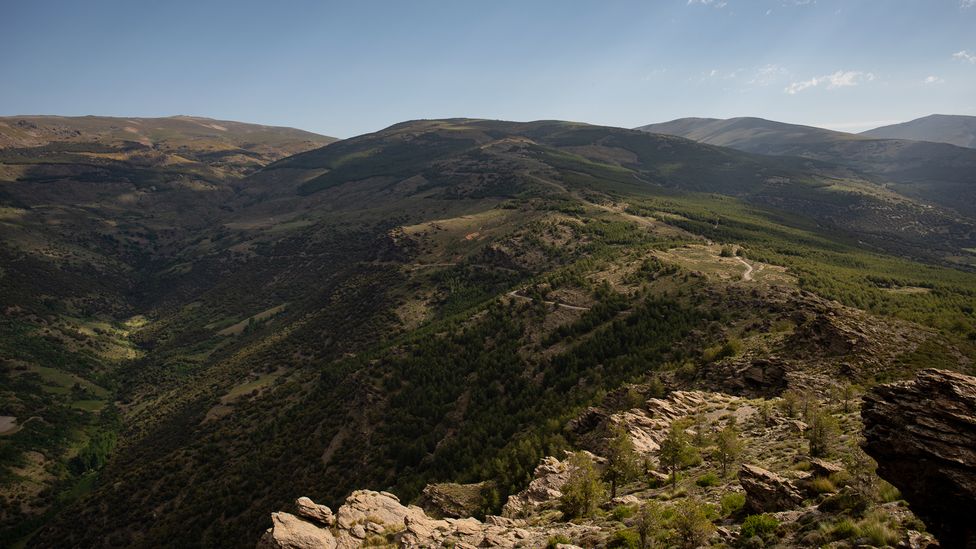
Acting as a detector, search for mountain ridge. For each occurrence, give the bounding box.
[862,114,976,149]
[637,116,976,220]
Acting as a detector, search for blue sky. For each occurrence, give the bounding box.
[2,0,975,137]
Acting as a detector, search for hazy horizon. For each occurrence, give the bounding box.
[4,0,976,137]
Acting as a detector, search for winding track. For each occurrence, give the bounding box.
[506,290,591,311]
[736,256,755,281]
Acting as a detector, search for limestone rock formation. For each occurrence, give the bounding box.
[501,453,596,518]
[416,481,491,518]
[569,390,737,458]
[738,464,805,513]
[261,512,337,549]
[862,368,976,548]
[258,491,600,549]
[295,496,334,526]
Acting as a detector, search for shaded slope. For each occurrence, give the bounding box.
[638,116,976,219]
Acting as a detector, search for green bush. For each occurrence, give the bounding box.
[695,473,720,487]
[740,513,779,539]
[546,534,571,548]
[720,492,745,516]
[670,498,716,548]
[611,504,636,521]
[808,476,837,494]
[607,529,639,549]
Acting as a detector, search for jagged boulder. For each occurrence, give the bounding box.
[416,481,491,518]
[259,512,337,549]
[294,497,334,526]
[738,464,804,513]
[862,368,976,548]
[807,458,843,478]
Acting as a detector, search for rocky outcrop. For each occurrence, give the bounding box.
[501,452,602,518]
[569,390,733,457]
[294,496,334,526]
[738,464,804,513]
[258,491,600,548]
[807,458,843,478]
[698,357,790,397]
[416,481,491,518]
[862,368,976,548]
[261,512,338,549]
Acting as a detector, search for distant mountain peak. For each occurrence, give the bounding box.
[861,114,976,149]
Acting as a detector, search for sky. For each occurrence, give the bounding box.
[2,0,975,138]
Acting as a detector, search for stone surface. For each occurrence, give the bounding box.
[416,481,491,518]
[807,458,843,478]
[259,490,600,548]
[294,497,334,526]
[862,368,976,549]
[501,453,591,518]
[258,512,337,549]
[738,463,805,513]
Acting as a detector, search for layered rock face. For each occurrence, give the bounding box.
[862,368,976,548]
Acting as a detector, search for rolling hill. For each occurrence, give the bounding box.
[0,115,335,183]
[3,118,973,547]
[637,116,976,219]
[862,114,976,149]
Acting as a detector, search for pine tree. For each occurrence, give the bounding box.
[559,453,606,518]
[603,426,640,499]
[658,423,689,490]
[635,501,663,549]
[712,424,743,476]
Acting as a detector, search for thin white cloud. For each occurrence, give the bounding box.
[962,0,976,8]
[687,0,728,7]
[749,64,789,86]
[922,75,944,85]
[699,68,744,82]
[785,70,875,94]
[954,50,976,63]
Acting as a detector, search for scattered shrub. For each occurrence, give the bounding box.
[610,504,636,521]
[607,528,639,549]
[740,514,779,539]
[720,492,745,516]
[877,480,901,503]
[546,534,572,548]
[696,473,720,487]
[670,498,716,548]
[635,502,663,549]
[808,477,837,494]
